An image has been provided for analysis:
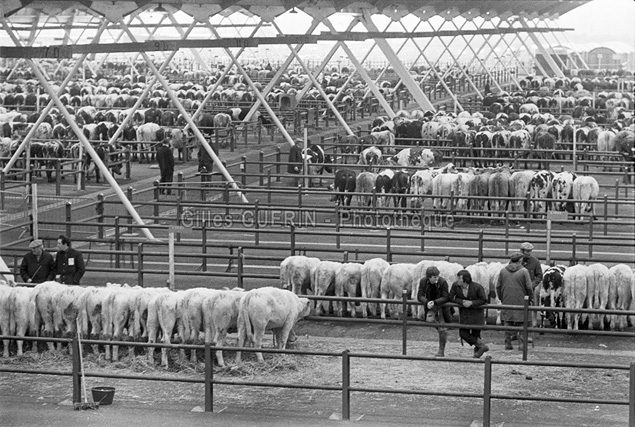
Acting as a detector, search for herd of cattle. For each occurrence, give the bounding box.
[280,255,634,332]
[0,280,310,367]
[0,254,632,366]
[327,157,601,219]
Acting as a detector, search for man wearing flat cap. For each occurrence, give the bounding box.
[496,252,533,350]
[287,138,304,186]
[519,242,542,290]
[20,240,55,284]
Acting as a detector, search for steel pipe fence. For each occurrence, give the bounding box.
[0,303,632,427]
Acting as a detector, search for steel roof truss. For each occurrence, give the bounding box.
[446,20,503,94]
[270,20,354,136]
[321,17,395,121]
[535,18,568,72]
[469,19,522,92]
[544,19,581,72]
[512,29,550,77]
[398,20,463,112]
[122,24,249,203]
[518,16,564,78]
[496,23,533,78]
[206,20,299,147]
[361,9,434,112]
[166,9,211,74]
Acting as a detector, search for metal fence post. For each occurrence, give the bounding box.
[241,156,247,187]
[114,216,120,269]
[55,160,61,196]
[275,147,281,182]
[478,229,484,261]
[65,202,72,238]
[137,243,144,287]
[629,362,634,426]
[126,187,133,233]
[254,201,260,246]
[402,289,408,355]
[237,246,244,289]
[205,342,214,412]
[386,227,392,262]
[202,220,208,272]
[72,335,81,405]
[522,295,530,361]
[259,151,264,186]
[342,349,350,421]
[483,355,492,427]
[290,223,296,256]
[97,193,105,240]
[153,181,160,219]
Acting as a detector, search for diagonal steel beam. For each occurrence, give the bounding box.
[360,9,434,111]
[518,16,565,78]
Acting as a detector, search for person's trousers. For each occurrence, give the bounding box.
[459,328,481,346]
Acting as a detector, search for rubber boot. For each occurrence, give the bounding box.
[435,331,447,357]
[504,334,513,350]
[473,338,490,358]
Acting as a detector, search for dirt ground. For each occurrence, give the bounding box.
[1,319,633,426]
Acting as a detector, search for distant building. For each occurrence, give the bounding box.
[535,42,634,75]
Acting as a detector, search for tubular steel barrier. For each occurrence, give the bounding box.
[0,329,631,427]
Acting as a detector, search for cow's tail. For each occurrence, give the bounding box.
[237,296,254,346]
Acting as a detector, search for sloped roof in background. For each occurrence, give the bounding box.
[557,42,635,55]
[2,0,592,21]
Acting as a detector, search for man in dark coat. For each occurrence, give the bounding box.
[450,270,489,358]
[417,266,451,357]
[20,239,54,284]
[287,138,303,186]
[198,140,218,186]
[51,235,85,286]
[520,242,543,290]
[496,252,533,350]
[156,138,175,195]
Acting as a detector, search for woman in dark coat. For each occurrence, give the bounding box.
[449,270,489,358]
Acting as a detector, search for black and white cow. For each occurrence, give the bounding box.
[303,143,334,186]
[329,169,357,206]
[533,264,567,328]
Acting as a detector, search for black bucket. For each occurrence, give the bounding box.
[91,387,115,405]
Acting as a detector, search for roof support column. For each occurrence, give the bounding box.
[204,23,299,146]
[464,19,522,91]
[509,31,551,77]
[320,18,395,118]
[443,20,503,94]
[399,22,463,111]
[360,10,434,111]
[518,16,565,78]
[535,18,568,72]
[166,10,211,74]
[271,21,353,135]
[496,25,535,77]
[544,20,581,71]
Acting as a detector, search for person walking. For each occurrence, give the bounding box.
[450,270,489,358]
[287,138,304,186]
[156,138,175,195]
[496,252,533,350]
[198,140,218,186]
[19,239,54,284]
[417,266,452,357]
[51,235,86,286]
[520,242,543,290]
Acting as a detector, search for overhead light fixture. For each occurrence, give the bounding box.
[290,7,298,14]
[155,3,167,12]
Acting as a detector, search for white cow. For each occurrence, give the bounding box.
[279,255,321,295]
[360,258,390,318]
[146,290,187,368]
[466,262,493,323]
[408,163,457,209]
[585,263,610,330]
[7,286,33,356]
[202,289,245,367]
[235,287,311,363]
[572,176,599,220]
[380,263,416,319]
[32,281,67,351]
[608,264,633,331]
[335,263,363,317]
[563,264,588,330]
[487,262,506,325]
[181,287,222,362]
[312,261,342,315]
